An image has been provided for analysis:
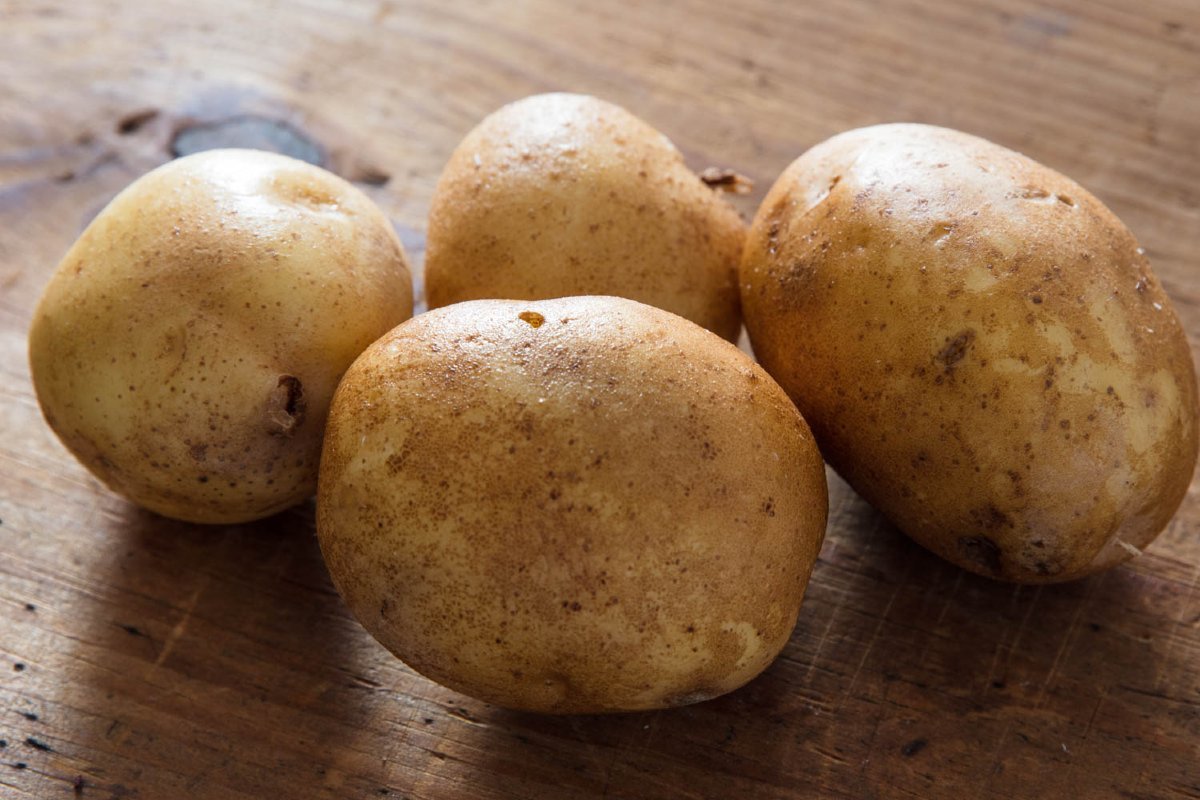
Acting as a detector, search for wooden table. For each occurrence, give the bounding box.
[2,1,1198,797]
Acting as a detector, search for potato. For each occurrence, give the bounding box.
[317,296,827,712]
[28,149,414,524]
[424,93,745,341]
[741,124,1198,583]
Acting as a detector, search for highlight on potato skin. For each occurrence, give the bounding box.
[316,296,828,713]
[424,93,746,342]
[28,149,414,524]
[740,123,1199,583]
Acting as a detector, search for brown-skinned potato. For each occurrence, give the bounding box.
[424,93,746,341]
[740,124,1198,583]
[317,296,828,713]
[28,149,414,523]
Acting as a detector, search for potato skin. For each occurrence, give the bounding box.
[424,93,745,341]
[28,149,413,524]
[741,124,1198,583]
[317,297,827,713]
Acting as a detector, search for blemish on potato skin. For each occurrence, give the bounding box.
[937,330,975,370]
[957,535,1003,575]
[518,311,545,328]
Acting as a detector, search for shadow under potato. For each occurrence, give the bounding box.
[56,500,407,798]
[42,478,1191,800]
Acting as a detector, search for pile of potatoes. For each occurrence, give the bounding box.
[28,93,1198,713]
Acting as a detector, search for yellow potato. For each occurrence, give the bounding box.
[29,149,413,523]
[741,124,1198,583]
[424,93,746,341]
[317,296,827,712]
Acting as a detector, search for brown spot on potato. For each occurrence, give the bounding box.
[958,535,1003,575]
[929,222,954,245]
[386,451,407,475]
[518,311,545,328]
[970,504,1012,530]
[937,330,975,370]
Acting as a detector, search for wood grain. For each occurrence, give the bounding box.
[2,0,1199,797]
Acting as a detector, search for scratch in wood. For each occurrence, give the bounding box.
[808,742,849,765]
[803,536,854,686]
[637,709,663,755]
[976,584,1044,793]
[1154,562,1199,695]
[1117,683,1200,708]
[139,577,208,683]
[934,570,964,626]
[914,567,964,672]
[1035,572,1103,709]
[838,539,915,710]
[1080,689,1106,741]
[443,705,487,728]
[375,702,423,786]
[978,584,1026,693]
[597,720,634,799]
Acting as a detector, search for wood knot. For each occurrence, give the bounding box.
[171,115,324,165]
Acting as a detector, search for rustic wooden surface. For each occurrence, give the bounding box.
[2,1,1199,797]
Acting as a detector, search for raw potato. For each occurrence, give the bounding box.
[424,93,746,341]
[317,296,827,713]
[29,149,414,524]
[741,124,1198,583]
